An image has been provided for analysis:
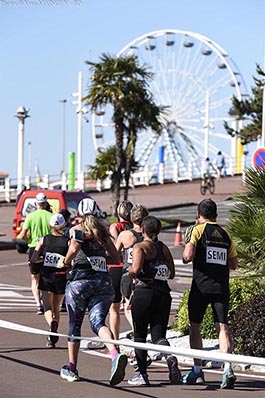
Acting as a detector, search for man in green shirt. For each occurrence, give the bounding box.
[19,192,52,314]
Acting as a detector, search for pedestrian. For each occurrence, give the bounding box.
[115,203,149,332]
[108,200,133,340]
[60,198,128,386]
[18,192,52,314]
[16,185,27,204]
[127,215,181,386]
[182,199,238,389]
[59,208,73,238]
[215,151,226,182]
[30,213,70,348]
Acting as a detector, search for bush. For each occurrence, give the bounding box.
[230,293,265,357]
[172,278,263,339]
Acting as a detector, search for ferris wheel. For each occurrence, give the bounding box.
[91,29,248,182]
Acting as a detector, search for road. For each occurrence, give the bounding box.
[1,249,264,397]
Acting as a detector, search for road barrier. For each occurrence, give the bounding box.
[1,319,265,368]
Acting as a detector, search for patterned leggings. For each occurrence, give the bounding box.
[65,273,114,342]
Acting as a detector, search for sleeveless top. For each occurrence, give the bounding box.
[74,235,108,273]
[123,230,143,271]
[115,220,133,234]
[136,240,171,293]
[42,234,69,273]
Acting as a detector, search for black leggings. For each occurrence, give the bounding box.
[131,286,172,374]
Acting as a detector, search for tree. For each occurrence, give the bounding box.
[224,64,265,144]
[226,167,265,276]
[83,53,162,215]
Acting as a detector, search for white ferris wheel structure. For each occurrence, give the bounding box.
[91,29,248,184]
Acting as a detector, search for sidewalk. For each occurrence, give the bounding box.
[0,175,245,250]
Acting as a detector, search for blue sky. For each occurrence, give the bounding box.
[0,0,264,182]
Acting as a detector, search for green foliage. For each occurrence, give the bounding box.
[173,278,263,339]
[230,293,265,357]
[224,64,265,144]
[227,168,265,276]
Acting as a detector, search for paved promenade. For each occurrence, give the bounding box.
[0,175,245,249]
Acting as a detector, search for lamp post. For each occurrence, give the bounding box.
[59,99,67,174]
[15,106,30,192]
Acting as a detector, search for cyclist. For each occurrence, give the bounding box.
[201,157,216,186]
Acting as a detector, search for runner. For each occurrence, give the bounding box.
[127,215,181,385]
[60,198,128,385]
[182,199,238,389]
[109,200,133,340]
[30,213,70,347]
[18,192,52,314]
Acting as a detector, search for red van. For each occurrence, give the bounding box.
[12,190,105,253]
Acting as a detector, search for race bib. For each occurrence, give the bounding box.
[126,248,133,264]
[154,264,171,280]
[206,246,227,265]
[88,256,107,272]
[44,252,64,268]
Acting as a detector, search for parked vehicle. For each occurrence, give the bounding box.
[12,190,106,253]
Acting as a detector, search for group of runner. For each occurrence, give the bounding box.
[18,192,238,389]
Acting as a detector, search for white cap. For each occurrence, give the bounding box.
[35,192,47,203]
[50,214,66,229]
[78,198,98,216]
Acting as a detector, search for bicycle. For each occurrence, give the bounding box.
[200,174,215,195]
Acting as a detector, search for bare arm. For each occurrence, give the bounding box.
[106,238,121,265]
[30,237,44,262]
[109,223,119,243]
[162,243,175,279]
[129,243,144,277]
[63,239,81,266]
[182,242,195,264]
[228,256,238,270]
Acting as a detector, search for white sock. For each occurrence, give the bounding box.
[224,362,232,371]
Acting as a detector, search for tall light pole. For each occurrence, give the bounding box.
[15,106,30,191]
[59,99,67,174]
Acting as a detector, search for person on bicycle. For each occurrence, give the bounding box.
[201,157,216,185]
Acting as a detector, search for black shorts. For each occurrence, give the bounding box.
[108,267,123,303]
[38,269,67,295]
[120,272,133,300]
[188,284,229,324]
[28,247,43,275]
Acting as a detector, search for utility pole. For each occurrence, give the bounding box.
[15,106,30,192]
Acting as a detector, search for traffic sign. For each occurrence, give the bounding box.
[253,147,265,169]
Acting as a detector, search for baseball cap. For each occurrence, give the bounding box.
[35,192,47,203]
[50,214,66,229]
[78,198,98,216]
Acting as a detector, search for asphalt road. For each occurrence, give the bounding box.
[1,250,264,397]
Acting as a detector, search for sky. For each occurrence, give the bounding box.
[0,0,264,183]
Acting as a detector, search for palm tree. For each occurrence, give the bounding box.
[227,168,265,276]
[83,53,162,213]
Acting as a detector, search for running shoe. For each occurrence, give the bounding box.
[128,373,150,386]
[46,337,55,348]
[109,353,128,386]
[60,365,80,382]
[167,355,181,384]
[36,305,44,315]
[182,367,205,384]
[50,320,59,344]
[220,368,236,389]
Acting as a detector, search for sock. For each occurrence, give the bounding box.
[224,362,232,372]
[110,349,119,361]
[69,361,76,372]
[193,365,202,374]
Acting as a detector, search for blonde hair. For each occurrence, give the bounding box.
[82,215,110,244]
[117,200,133,221]
[130,203,148,226]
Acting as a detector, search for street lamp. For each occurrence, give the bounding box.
[59,99,67,174]
[15,106,30,191]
